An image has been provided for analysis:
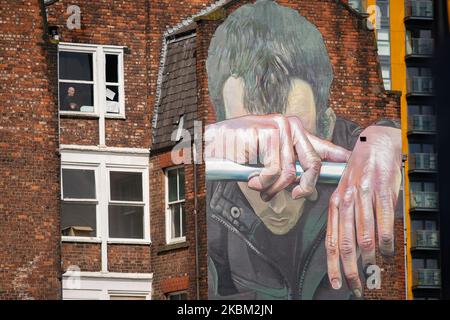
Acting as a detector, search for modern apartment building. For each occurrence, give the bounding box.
[350,0,448,300]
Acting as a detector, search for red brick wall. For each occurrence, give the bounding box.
[149,152,197,299]
[61,243,101,272]
[108,245,151,273]
[0,0,61,299]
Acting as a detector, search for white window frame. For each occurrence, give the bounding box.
[165,166,186,244]
[61,150,150,245]
[61,163,101,243]
[62,271,153,300]
[58,42,125,119]
[107,165,149,243]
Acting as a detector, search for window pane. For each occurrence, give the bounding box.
[61,203,96,237]
[422,144,434,153]
[108,205,144,239]
[422,105,434,115]
[410,182,422,192]
[181,203,186,237]
[424,182,436,192]
[179,168,185,200]
[171,203,181,239]
[106,85,120,114]
[59,52,93,81]
[409,143,420,154]
[59,83,94,112]
[62,169,96,199]
[408,105,420,115]
[413,258,425,269]
[168,169,178,202]
[110,172,143,202]
[105,54,119,83]
[169,292,187,300]
[106,85,119,102]
[411,220,423,231]
[424,220,437,230]
[426,259,438,269]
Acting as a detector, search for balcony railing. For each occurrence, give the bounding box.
[410,191,439,210]
[406,38,434,56]
[413,269,441,288]
[405,1,434,19]
[408,115,436,133]
[407,76,433,94]
[409,153,438,172]
[413,230,440,248]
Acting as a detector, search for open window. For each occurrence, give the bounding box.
[58,43,125,118]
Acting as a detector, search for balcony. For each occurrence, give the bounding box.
[412,230,440,249]
[408,115,436,135]
[406,38,434,57]
[407,76,433,96]
[405,1,434,20]
[410,191,439,211]
[413,269,441,289]
[409,153,438,173]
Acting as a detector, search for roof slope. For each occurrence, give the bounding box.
[152,36,197,152]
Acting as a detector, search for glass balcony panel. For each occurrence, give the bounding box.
[410,191,439,210]
[406,38,434,56]
[413,269,441,287]
[407,76,433,94]
[413,230,440,248]
[409,153,437,171]
[406,1,434,18]
[408,115,436,132]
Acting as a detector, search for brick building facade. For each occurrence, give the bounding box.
[0,0,405,299]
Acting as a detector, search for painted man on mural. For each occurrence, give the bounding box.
[205,0,402,299]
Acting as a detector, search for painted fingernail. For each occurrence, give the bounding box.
[331,279,341,290]
[292,187,304,200]
[248,177,262,190]
[353,288,362,298]
[261,193,271,202]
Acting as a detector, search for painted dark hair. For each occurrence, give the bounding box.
[207,0,334,127]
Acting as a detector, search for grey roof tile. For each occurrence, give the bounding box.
[152,36,198,151]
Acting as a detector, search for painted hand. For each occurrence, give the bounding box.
[325,126,402,298]
[205,114,351,202]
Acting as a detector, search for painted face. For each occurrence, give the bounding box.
[223,76,318,235]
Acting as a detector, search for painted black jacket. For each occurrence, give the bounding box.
[207,118,400,300]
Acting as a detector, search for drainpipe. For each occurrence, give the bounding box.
[192,141,200,300]
[402,157,408,300]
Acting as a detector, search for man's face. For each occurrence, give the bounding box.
[223,76,318,235]
[68,87,75,96]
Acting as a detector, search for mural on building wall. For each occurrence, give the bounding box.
[205,0,402,300]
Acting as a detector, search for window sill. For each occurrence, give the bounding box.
[105,114,126,120]
[60,111,99,119]
[107,239,151,245]
[59,112,127,120]
[61,236,102,244]
[157,241,188,254]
